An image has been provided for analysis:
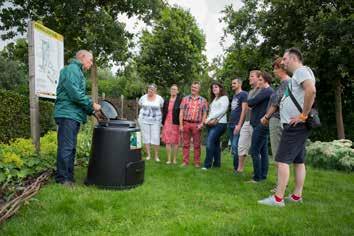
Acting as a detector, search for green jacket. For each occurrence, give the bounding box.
[54,59,93,123]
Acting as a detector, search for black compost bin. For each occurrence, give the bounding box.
[85,100,144,189]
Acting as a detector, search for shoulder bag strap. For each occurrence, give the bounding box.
[287,82,303,114]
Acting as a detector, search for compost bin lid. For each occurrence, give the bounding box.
[100,100,119,120]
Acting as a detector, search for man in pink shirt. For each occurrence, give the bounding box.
[179,81,208,167]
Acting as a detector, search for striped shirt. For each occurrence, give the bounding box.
[180,95,208,123]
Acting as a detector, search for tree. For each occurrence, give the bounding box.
[86,59,146,99]
[0,38,29,94]
[0,0,164,101]
[300,1,353,139]
[1,38,28,72]
[136,6,207,93]
[118,59,146,98]
[97,68,116,81]
[0,55,26,91]
[220,0,354,140]
[213,45,272,94]
[0,1,164,64]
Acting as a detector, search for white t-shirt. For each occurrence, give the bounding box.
[138,94,164,124]
[206,95,229,124]
[280,66,316,124]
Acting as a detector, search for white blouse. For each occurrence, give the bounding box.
[138,94,164,124]
[206,95,229,124]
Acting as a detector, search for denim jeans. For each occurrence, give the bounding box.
[250,124,269,181]
[55,118,81,183]
[228,127,240,171]
[204,123,227,168]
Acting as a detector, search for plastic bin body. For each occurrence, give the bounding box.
[85,120,144,189]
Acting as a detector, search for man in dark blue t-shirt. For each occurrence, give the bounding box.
[247,72,274,182]
[228,78,248,172]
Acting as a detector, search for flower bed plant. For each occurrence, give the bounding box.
[0,132,56,202]
[0,121,94,202]
[306,139,354,171]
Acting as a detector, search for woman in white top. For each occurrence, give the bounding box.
[202,81,229,170]
[138,84,164,162]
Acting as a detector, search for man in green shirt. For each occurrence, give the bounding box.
[54,50,101,185]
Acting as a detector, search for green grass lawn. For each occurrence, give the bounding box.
[1,148,353,235]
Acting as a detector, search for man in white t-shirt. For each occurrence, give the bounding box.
[258,48,316,207]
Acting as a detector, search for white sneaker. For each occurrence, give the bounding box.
[146,156,151,161]
[258,196,285,207]
[201,167,208,170]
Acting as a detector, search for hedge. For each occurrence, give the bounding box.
[0,89,56,143]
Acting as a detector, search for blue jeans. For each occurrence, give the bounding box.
[55,118,81,183]
[229,127,240,171]
[250,124,269,181]
[204,123,227,168]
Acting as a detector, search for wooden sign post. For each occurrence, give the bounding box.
[28,21,64,152]
[28,22,40,152]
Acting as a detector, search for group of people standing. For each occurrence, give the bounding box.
[52,47,316,208]
[139,80,233,169]
[138,47,317,207]
[137,65,275,177]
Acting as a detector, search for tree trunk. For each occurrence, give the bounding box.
[90,57,98,124]
[334,78,345,139]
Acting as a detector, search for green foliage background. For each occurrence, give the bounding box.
[137,6,208,94]
[217,0,354,141]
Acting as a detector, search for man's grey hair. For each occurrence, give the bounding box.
[76,50,93,59]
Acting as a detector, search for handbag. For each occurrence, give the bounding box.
[287,83,321,129]
[207,112,226,127]
[207,118,219,126]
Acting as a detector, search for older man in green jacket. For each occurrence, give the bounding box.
[54,50,101,185]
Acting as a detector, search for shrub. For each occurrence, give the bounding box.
[306,139,354,171]
[0,122,93,200]
[0,135,55,200]
[0,89,56,143]
[77,121,94,163]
